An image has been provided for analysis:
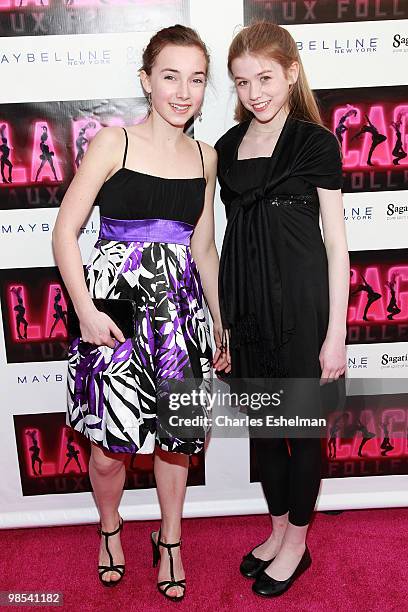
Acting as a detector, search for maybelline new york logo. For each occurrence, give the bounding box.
[0,219,98,235]
[296,36,378,54]
[0,49,111,66]
[344,204,373,221]
[17,372,64,384]
[348,356,369,369]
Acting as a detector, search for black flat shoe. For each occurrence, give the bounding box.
[252,546,311,597]
[240,547,276,579]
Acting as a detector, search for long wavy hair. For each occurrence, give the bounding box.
[228,21,325,128]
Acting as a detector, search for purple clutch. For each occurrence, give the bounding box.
[67,298,137,340]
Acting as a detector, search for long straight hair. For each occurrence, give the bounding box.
[228,21,324,128]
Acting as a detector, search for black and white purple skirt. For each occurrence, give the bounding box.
[66,216,213,455]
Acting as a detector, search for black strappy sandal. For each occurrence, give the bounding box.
[151,528,186,602]
[97,515,125,587]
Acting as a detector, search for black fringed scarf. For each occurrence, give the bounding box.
[215,114,341,379]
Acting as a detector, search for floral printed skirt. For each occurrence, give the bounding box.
[66,235,213,455]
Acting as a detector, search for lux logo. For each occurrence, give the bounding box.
[7,283,68,341]
[0,0,50,7]
[0,0,135,7]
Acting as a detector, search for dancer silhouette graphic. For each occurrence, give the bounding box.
[335,106,357,145]
[350,114,387,166]
[10,287,28,340]
[49,288,68,338]
[385,273,401,320]
[75,122,96,168]
[35,126,58,182]
[328,413,349,460]
[390,112,407,166]
[355,418,376,458]
[350,273,382,321]
[26,431,43,476]
[380,416,394,456]
[0,124,13,184]
[62,433,83,473]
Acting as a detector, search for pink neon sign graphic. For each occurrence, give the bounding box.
[348,266,408,323]
[334,104,408,168]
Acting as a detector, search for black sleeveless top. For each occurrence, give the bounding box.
[95,127,206,225]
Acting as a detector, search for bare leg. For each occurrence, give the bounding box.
[152,445,189,598]
[264,522,308,580]
[251,512,288,560]
[89,442,126,583]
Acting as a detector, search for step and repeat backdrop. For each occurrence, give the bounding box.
[1,0,408,528]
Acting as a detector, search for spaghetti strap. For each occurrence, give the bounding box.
[122,127,128,169]
[196,140,205,179]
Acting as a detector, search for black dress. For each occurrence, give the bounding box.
[214,114,343,382]
[66,129,213,455]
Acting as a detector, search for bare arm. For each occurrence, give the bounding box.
[318,187,350,379]
[52,126,126,347]
[190,142,230,373]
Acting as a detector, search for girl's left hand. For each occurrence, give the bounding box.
[319,334,346,384]
[212,323,231,374]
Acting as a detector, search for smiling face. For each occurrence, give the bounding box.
[140,44,207,127]
[231,52,298,123]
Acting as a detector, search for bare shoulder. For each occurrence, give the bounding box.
[73,126,127,181]
[90,125,126,149]
[196,139,217,166]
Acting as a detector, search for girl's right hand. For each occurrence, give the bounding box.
[79,308,126,348]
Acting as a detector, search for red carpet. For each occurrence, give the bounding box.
[1,508,406,612]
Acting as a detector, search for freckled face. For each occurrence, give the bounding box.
[231,53,294,122]
[143,44,207,127]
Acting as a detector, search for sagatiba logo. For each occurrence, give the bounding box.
[0,49,111,67]
[381,352,408,368]
[296,37,378,54]
[386,203,408,221]
[344,205,373,222]
[348,356,368,369]
[393,34,408,51]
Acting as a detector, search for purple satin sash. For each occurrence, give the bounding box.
[99,216,194,245]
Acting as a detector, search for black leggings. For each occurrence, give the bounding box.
[252,437,322,527]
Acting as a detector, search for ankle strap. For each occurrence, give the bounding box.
[157,528,181,549]
[158,539,182,549]
[97,516,123,537]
